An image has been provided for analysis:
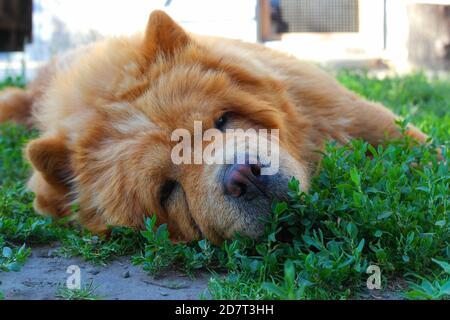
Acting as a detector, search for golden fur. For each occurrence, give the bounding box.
[0,11,430,244]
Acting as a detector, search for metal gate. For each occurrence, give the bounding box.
[279,0,359,33]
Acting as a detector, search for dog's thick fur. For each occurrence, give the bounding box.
[0,11,429,244]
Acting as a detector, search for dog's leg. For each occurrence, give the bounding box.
[342,98,428,146]
[0,87,34,127]
[320,91,444,160]
[0,61,55,128]
[291,69,430,148]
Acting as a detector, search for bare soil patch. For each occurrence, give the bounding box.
[0,244,211,300]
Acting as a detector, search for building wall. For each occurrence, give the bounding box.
[1,0,448,80]
[1,0,257,80]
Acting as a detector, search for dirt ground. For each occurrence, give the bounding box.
[0,244,211,300]
[1,244,406,300]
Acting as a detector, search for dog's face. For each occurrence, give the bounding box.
[112,69,311,244]
[26,11,315,244]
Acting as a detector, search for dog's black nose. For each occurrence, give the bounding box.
[223,163,267,199]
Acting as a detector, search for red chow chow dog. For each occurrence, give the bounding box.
[0,11,431,244]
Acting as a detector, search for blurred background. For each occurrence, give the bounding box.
[0,0,449,81]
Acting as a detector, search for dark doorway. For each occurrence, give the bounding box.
[0,0,33,52]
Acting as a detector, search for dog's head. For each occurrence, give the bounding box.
[26,11,317,244]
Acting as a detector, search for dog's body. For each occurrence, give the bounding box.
[0,11,429,244]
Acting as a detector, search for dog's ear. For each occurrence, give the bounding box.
[142,10,190,61]
[26,137,72,189]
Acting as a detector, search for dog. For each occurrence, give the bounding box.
[0,11,430,245]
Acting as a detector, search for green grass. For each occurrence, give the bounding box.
[0,71,448,300]
[404,258,450,299]
[58,226,143,266]
[0,76,25,90]
[55,281,102,300]
[0,241,30,272]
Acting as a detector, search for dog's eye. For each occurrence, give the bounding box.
[215,113,231,131]
[160,180,177,206]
